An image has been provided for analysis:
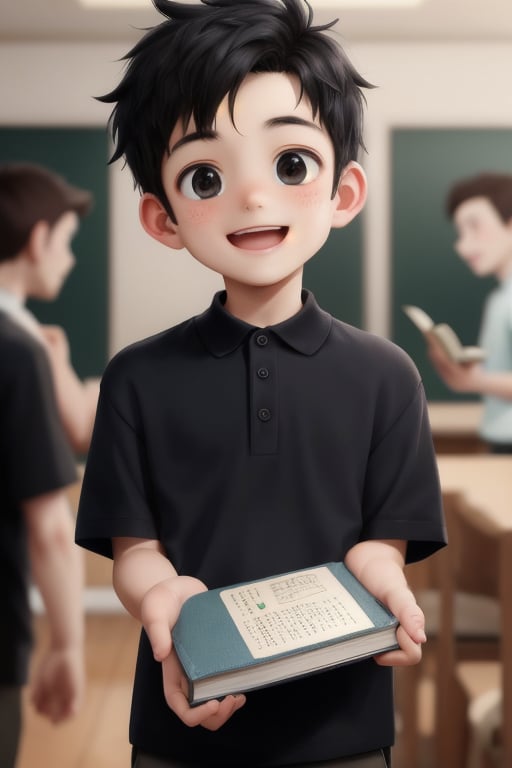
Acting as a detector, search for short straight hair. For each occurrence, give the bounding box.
[446,172,512,223]
[0,163,92,262]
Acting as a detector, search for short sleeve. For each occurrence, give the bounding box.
[1,333,76,500]
[362,379,446,563]
[75,366,159,558]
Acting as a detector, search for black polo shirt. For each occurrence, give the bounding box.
[0,313,77,685]
[76,290,445,764]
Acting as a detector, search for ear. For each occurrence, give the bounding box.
[26,220,51,262]
[139,193,184,250]
[331,162,368,229]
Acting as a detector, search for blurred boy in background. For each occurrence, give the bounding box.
[0,162,92,766]
[0,162,100,454]
[428,173,512,452]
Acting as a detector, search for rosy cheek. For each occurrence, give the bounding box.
[287,183,326,209]
[179,201,218,225]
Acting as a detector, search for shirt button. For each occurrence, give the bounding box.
[256,334,268,347]
[257,408,272,422]
[257,367,269,379]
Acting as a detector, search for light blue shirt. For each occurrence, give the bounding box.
[478,275,512,444]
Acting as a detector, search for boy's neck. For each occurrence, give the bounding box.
[223,269,304,327]
[0,260,27,302]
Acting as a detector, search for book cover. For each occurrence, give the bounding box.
[171,562,399,704]
[402,304,485,364]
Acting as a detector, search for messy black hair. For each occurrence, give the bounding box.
[446,172,512,223]
[100,0,373,221]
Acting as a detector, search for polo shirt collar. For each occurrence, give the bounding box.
[195,289,332,358]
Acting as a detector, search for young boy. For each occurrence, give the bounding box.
[0,163,90,767]
[76,1,446,766]
[0,162,100,454]
[427,172,512,452]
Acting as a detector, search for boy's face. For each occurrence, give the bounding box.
[142,72,365,291]
[453,197,512,280]
[32,211,78,300]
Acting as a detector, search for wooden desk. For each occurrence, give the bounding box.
[436,454,512,528]
[428,402,486,454]
[436,455,512,766]
[397,455,512,767]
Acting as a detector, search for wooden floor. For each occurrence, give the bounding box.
[18,613,437,768]
[17,613,140,768]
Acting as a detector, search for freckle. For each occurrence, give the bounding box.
[186,209,211,224]
[294,189,323,208]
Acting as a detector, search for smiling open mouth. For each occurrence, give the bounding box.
[227,226,288,250]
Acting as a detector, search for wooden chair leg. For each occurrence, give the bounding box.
[435,675,470,768]
[394,664,420,767]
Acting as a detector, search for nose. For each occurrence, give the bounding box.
[454,235,469,259]
[235,162,269,212]
[243,192,265,211]
[67,250,76,271]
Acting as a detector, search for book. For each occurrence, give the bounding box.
[171,562,399,705]
[402,304,485,364]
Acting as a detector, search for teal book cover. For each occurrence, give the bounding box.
[172,562,399,704]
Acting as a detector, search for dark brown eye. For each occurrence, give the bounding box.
[179,165,224,199]
[275,151,320,185]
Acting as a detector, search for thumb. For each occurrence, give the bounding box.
[398,603,426,645]
[144,617,174,661]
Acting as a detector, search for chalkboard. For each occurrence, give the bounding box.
[304,214,362,327]
[0,127,109,378]
[391,128,512,401]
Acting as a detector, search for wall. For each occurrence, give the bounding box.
[1,40,511,357]
[0,125,110,378]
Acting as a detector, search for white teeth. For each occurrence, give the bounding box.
[232,226,282,235]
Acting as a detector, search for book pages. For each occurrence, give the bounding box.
[220,566,374,659]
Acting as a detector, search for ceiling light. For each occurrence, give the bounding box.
[319,0,425,5]
[79,0,425,8]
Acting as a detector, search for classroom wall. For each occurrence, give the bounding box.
[1,40,511,359]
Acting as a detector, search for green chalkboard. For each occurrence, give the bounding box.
[0,127,109,379]
[303,214,362,327]
[391,128,512,401]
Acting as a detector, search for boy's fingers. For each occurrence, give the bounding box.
[400,607,426,644]
[200,694,246,731]
[144,619,173,661]
[165,688,221,726]
[165,692,246,731]
[375,625,423,667]
[387,591,426,644]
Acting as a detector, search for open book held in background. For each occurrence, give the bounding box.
[171,562,399,705]
[403,305,486,364]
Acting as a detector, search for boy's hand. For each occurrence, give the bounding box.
[30,645,85,723]
[40,324,71,362]
[427,338,483,393]
[161,651,246,730]
[344,539,427,668]
[140,577,246,729]
[373,586,426,667]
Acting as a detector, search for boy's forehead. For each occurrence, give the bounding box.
[454,196,499,224]
[168,71,320,150]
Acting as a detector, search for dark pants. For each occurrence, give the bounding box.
[0,685,22,768]
[133,750,389,768]
[488,442,512,454]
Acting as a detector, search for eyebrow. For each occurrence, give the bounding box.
[265,115,322,132]
[169,115,322,155]
[170,129,218,154]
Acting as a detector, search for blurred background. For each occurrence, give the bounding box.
[1,0,511,400]
[1,3,511,766]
